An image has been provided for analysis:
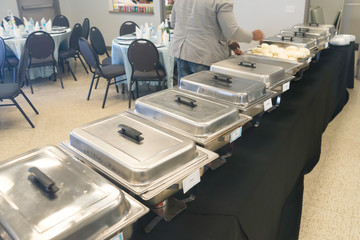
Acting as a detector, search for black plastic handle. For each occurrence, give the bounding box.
[239,61,256,69]
[175,95,197,108]
[28,167,59,196]
[118,124,144,143]
[213,75,232,83]
[309,23,319,27]
[281,36,294,42]
[298,28,309,33]
[294,31,306,37]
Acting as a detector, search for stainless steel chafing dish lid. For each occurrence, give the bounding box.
[280,28,327,41]
[179,70,268,107]
[0,146,148,240]
[210,56,294,89]
[70,112,197,187]
[235,54,303,76]
[292,23,336,39]
[263,35,317,50]
[134,88,246,137]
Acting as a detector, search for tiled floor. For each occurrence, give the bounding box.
[0,60,359,239]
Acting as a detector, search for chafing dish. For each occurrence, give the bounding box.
[179,70,276,117]
[132,88,252,151]
[292,23,336,40]
[0,146,148,240]
[279,28,328,50]
[263,35,318,55]
[210,55,294,93]
[64,112,218,221]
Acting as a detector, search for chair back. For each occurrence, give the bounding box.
[82,18,90,39]
[0,37,5,79]
[25,31,55,60]
[17,47,30,87]
[120,21,138,36]
[69,23,83,50]
[78,37,100,70]
[53,15,70,28]
[128,39,159,72]
[1,16,24,27]
[89,27,108,56]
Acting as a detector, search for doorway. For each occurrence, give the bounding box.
[16,0,61,22]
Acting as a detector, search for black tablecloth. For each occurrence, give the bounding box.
[130,44,354,240]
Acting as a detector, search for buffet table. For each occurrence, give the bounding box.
[129,43,354,240]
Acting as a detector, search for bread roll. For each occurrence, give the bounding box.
[285,46,298,51]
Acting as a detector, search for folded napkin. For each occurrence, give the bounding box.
[135,26,142,39]
[2,19,9,31]
[34,21,40,31]
[143,25,150,40]
[0,27,4,37]
[45,19,52,32]
[13,27,21,38]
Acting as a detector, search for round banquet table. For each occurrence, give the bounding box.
[111,36,175,90]
[3,29,71,80]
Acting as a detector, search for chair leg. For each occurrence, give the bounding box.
[11,98,35,128]
[128,81,133,108]
[55,63,64,89]
[136,81,139,98]
[102,78,112,108]
[121,83,125,94]
[87,73,96,100]
[95,76,100,89]
[77,54,89,74]
[116,84,119,93]
[20,90,39,114]
[52,65,56,81]
[66,61,77,81]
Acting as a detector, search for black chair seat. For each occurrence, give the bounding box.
[59,48,77,59]
[95,64,125,79]
[102,57,112,66]
[29,56,57,68]
[0,83,20,98]
[132,68,166,80]
[4,56,19,67]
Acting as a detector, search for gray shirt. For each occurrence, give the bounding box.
[168,0,253,66]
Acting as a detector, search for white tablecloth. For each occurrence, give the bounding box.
[4,29,71,79]
[111,37,175,90]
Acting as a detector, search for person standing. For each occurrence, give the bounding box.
[168,0,264,80]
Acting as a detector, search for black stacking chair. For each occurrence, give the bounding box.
[127,39,166,108]
[4,44,19,82]
[78,37,126,108]
[1,16,24,27]
[119,21,138,36]
[90,27,111,66]
[58,23,84,81]
[82,18,90,39]
[25,31,63,94]
[0,46,39,128]
[53,15,70,28]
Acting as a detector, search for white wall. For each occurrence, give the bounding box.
[0,0,20,20]
[233,0,307,50]
[59,0,162,46]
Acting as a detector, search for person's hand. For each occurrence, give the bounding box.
[229,41,242,55]
[252,30,264,41]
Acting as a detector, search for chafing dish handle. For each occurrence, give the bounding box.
[239,61,256,69]
[294,31,306,37]
[175,95,197,108]
[118,124,144,143]
[213,75,232,83]
[309,23,319,27]
[281,36,294,42]
[297,28,309,33]
[28,167,59,195]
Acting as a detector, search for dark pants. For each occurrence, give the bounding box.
[176,58,210,81]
